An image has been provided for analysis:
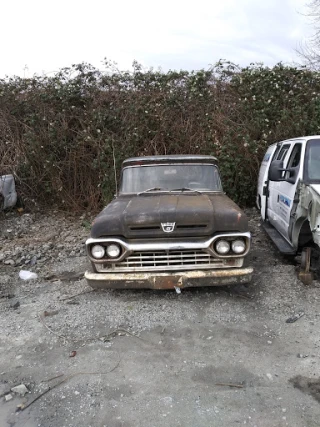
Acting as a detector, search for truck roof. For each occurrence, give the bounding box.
[122,155,218,167]
[272,135,320,145]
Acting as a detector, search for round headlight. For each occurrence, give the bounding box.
[91,244,105,259]
[106,243,121,258]
[232,239,246,254]
[215,240,230,255]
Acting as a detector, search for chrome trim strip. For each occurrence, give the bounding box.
[86,232,251,263]
[96,257,243,273]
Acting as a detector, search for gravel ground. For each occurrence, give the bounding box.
[1,208,320,427]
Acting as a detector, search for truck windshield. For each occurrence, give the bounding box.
[120,164,222,194]
[305,139,320,182]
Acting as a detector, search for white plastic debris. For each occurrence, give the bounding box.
[0,174,17,209]
[5,393,13,402]
[19,270,38,281]
[11,384,29,396]
[174,286,181,294]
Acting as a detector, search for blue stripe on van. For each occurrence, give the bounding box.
[279,194,291,207]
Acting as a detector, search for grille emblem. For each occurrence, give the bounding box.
[161,222,176,233]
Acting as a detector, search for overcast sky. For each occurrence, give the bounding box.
[0,0,313,77]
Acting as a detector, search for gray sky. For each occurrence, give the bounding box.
[0,0,312,77]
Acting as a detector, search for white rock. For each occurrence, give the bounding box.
[19,270,38,280]
[11,384,29,396]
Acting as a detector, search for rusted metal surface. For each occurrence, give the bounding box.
[91,193,248,239]
[122,155,218,168]
[298,247,314,285]
[298,271,314,286]
[84,267,253,290]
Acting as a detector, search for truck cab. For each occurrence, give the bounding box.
[257,136,320,280]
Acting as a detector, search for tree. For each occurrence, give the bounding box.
[298,0,320,68]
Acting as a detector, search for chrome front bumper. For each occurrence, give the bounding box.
[85,267,253,290]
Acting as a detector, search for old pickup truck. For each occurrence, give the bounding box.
[257,136,320,283]
[85,155,253,290]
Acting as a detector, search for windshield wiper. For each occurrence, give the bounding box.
[170,187,202,194]
[137,187,165,195]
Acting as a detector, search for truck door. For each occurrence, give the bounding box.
[267,143,292,227]
[274,142,303,240]
[257,144,277,220]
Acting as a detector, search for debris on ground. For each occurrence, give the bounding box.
[11,384,29,396]
[0,174,17,210]
[66,300,80,305]
[45,271,84,282]
[19,270,38,281]
[4,394,13,402]
[39,313,67,342]
[215,383,244,388]
[9,299,20,309]
[286,311,305,323]
[43,310,59,317]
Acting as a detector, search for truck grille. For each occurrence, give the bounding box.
[96,249,230,272]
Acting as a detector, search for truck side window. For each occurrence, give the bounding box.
[285,143,302,180]
[287,144,302,168]
[276,144,290,161]
[271,146,281,161]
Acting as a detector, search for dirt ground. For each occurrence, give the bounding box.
[1,209,320,427]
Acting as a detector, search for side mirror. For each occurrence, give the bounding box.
[269,160,284,181]
[269,160,299,184]
[286,166,299,184]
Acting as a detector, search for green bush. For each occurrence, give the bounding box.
[1,60,320,210]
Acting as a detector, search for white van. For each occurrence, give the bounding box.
[257,136,320,281]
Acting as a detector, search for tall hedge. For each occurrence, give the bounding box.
[1,61,320,210]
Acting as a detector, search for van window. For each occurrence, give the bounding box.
[276,144,290,161]
[305,139,320,182]
[285,143,302,181]
[271,145,281,161]
[287,144,302,168]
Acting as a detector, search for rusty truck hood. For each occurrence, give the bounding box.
[90,193,248,239]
